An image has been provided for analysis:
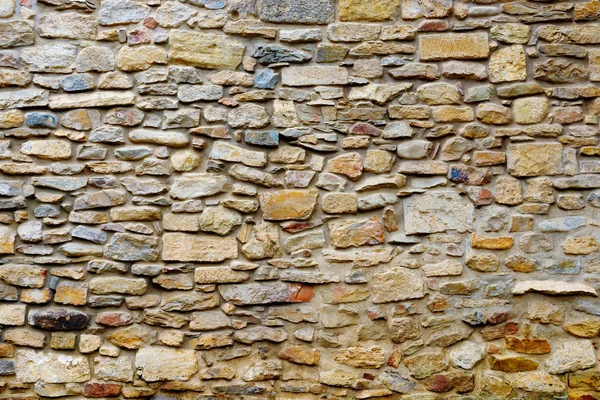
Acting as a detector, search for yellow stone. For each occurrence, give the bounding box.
[489,45,526,83]
[0,110,23,128]
[116,45,168,72]
[259,190,318,221]
[562,236,600,255]
[419,33,489,61]
[169,30,245,70]
[471,234,514,250]
[338,0,401,21]
[432,106,474,122]
[564,320,600,338]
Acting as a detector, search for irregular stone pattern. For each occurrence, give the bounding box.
[0,0,599,398]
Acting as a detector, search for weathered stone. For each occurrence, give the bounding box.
[513,280,597,296]
[489,45,526,83]
[419,33,489,61]
[169,30,244,70]
[405,191,475,234]
[16,350,90,383]
[0,21,34,48]
[135,347,198,382]
[259,190,318,221]
[219,282,314,305]
[162,233,238,262]
[261,0,334,24]
[507,143,563,177]
[338,0,400,21]
[372,267,424,303]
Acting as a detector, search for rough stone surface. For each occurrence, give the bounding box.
[0,1,597,397]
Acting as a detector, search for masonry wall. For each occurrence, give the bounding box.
[0,0,600,397]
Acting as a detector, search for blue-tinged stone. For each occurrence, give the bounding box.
[0,360,15,376]
[34,204,60,218]
[205,0,226,9]
[538,216,586,232]
[252,44,311,65]
[545,258,581,275]
[245,131,279,147]
[72,225,108,244]
[381,56,404,67]
[60,74,95,92]
[576,300,600,316]
[254,69,279,89]
[25,112,57,128]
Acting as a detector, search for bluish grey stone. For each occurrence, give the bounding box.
[60,74,95,92]
[0,360,15,376]
[34,204,60,218]
[252,44,312,65]
[538,216,586,232]
[72,225,108,244]
[260,0,334,24]
[245,131,279,147]
[25,112,57,128]
[114,146,153,161]
[90,125,125,144]
[464,84,494,103]
[254,69,279,89]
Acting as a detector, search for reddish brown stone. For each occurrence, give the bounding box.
[83,383,122,398]
[288,284,315,302]
[425,372,474,393]
[95,312,134,327]
[481,322,519,341]
[349,122,382,136]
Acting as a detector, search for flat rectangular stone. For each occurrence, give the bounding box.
[0,21,34,48]
[507,143,563,177]
[49,92,135,110]
[169,30,245,70]
[194,267,250,284]
[261,0,334,24]
[536,24,600,44]
[209,141,267,167]
[0,89,49,110]
[282,66,348,86]
[419,33,489,61]
[162,233,238,262]
[219,282,313,305]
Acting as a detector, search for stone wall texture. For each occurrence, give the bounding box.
[2,0,600,398]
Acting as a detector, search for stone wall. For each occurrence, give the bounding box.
[1,0,600,397]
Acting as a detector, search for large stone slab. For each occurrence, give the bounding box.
[282,66,348,86]
[261,0,334,24]
[49,92,135,109]
[16,350,91,383]
[219,282,314,305]
[513,281,597,296]
[162,233,238,262]
[169,174,229,200]
[169,30,245,70]
[404,191,475,234]
[0,21,34,48]
[259,189,318,221]
[419,33,489,61]
[135,347,198,382]
[372,268,425,303]
[507,143,563,177]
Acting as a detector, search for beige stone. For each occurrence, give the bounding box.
[162,233,238,262]
[419,33,489,61]
[507,143,563,177]
[489,45,526,83]
[169,30,245,70]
